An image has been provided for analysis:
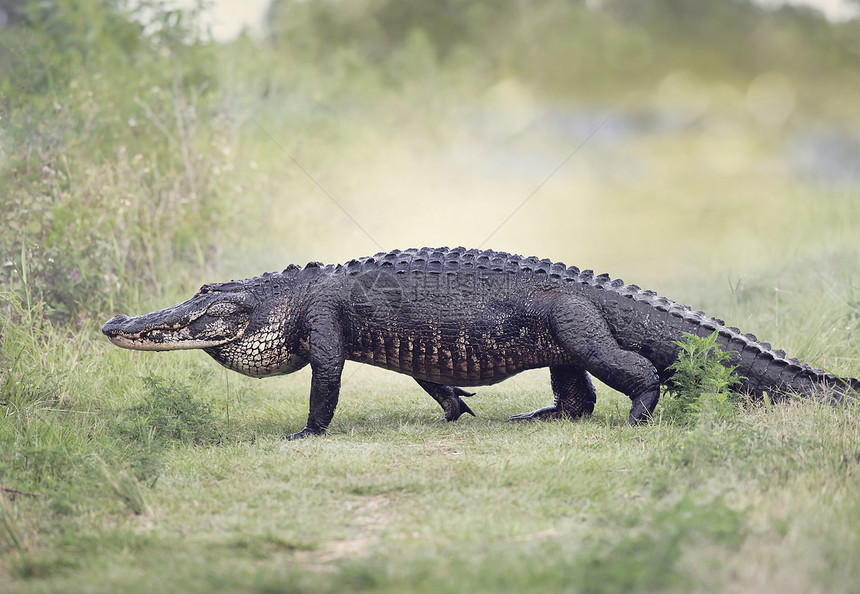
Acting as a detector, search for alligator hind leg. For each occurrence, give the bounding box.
[415,378,476,422]
[549,296,661,425]
[510,365,596,421]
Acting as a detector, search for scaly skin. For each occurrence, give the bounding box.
[102,247,860,438]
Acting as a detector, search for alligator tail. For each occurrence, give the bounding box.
[577,271,859,404]
[709,326,859,404]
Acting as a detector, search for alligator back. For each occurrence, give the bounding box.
[336,247,576,385]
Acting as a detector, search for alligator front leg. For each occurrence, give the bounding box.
[510,364,596,421]
[286,309,345,440]
[414,378,476,421]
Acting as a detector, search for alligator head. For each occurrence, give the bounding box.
[102,281,257,351]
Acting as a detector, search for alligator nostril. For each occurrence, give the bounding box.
[102,314,130,335]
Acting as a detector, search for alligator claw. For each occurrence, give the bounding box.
[627,409,652,425]
[452,397,476,420]
[509,405,567,421]
[628,389,659,425]
[452,388,476,398]
[443,395,476,422]
[447,387,476,421]
[284,426,324,440]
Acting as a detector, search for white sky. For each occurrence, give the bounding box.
[195,0,270,40]
[191,0,858,41]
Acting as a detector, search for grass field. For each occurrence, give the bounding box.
[1,313,859,593]
[2,1,860,591]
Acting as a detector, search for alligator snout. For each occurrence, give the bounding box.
[102,314,131,336]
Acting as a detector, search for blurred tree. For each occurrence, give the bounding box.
[263,0,860,88]
[374,0,486,60]
[265,0,532,62]
[0,0,24,28]
[601,0,859,75]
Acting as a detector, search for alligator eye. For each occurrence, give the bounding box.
[206,302,244,317]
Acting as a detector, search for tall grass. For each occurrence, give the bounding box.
[0,486,25,553]
[1,0,235,324]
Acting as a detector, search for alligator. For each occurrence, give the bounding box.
[102,247,859,439]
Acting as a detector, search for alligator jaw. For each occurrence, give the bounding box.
[102,313,241,351]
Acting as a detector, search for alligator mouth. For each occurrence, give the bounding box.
[102,314,236,351]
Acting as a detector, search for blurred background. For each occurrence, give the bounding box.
[1,0,858,327]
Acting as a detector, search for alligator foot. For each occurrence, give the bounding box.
[509,405,570,421]
[415,378,476,422]
[447,388,476,422]
[628,388,659,425]
[284,426,325,440]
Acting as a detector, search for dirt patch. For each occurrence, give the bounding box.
[348,495,395,530]
[295,496,395,569]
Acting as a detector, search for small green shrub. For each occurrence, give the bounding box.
[128,376,222,446]
[113,375,221,485]
[661,331,743,425]
[97,457,151,516]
